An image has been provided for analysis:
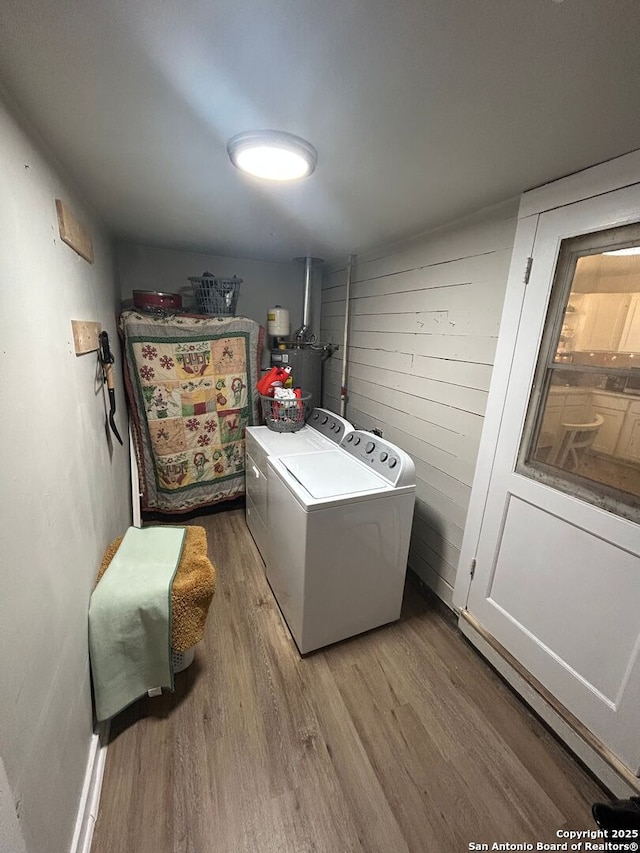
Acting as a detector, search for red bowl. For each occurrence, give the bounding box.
[133,290,182,310]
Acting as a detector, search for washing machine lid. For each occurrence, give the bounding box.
[279,450,387,499]
[246,425,334,456]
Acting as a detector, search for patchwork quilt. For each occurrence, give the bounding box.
[120,310,263,513]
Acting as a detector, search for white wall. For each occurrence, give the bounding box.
[0,94,130,853]
[115,243,321,366]
[321,199,519,608]
[0,758,26,853]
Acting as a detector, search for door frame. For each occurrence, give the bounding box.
[453,149,640,796]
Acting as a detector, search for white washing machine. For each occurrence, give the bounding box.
[245,408,353,564]
[266,431,416,654]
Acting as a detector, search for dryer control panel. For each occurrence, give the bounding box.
[339,430,415,487]
[307,408,352,444]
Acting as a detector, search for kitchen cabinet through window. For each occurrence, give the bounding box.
[520,225,640,517]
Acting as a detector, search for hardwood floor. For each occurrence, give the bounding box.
[91,507,606,853]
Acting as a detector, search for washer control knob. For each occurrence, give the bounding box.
[380,451,388,462]
[353,436,361,445]
[312,411,319,420]
[321,415,329,424]
[365,441,375,454]
[388,457,398,469]
[346,433,354,442]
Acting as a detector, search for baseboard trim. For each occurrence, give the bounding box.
[458,610,640,799]
[69,721,110,853]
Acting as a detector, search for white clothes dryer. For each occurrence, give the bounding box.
[245,408,353,563]
[266,431,416,654]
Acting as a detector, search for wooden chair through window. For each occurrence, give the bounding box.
[548,414,604,471]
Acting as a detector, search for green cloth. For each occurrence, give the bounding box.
[89,526,186,721]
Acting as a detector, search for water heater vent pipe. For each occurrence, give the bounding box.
[293,256,323,342]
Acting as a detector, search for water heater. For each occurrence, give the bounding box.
[271,347,324,408]
[268,256,337,408]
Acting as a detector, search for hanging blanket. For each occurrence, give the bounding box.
[121,310,263,513]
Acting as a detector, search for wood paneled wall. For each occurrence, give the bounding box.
[320,200,518,608]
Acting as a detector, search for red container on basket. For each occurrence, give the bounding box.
[256,365,292,396]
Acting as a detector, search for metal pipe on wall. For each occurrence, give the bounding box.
[340,253,356,418]
[303,256,312,329]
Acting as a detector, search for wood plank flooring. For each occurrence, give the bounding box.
[91,507,606,853]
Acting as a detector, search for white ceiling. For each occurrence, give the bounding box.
[1,0,640,264]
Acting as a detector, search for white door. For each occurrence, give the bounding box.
[464,183,640,774]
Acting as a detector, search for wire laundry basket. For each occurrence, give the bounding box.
[260,392,311,432]
[188,272,242,316]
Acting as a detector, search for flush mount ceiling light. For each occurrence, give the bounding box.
[227,130,317,181]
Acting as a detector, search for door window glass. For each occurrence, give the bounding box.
[519,226,640,517]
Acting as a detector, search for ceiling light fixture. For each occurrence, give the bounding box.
[227,130,317,181]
